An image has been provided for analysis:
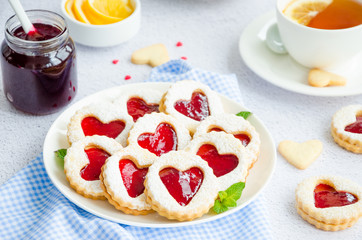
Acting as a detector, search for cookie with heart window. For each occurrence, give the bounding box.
[67,102,133,147]
[113,89,163,122]
[100,146,157,215]
[64,136,123,199]
[127,112,191,157]
[194,114,260,169]
[331,105,362,153]
[296,176,362,231]
[184,131,248,191]
[160,80,224,133]
[144,151,218,221]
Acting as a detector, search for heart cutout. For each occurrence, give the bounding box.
[159,167,204,206]
[119,159,148,198]
[278,140,323,170]
[314,183,358,208]
[196,144,239,177]
[81,148,110,181]
[344,115,362,134]
[131,44,170,67]
[127,97,159,122]
[137,123,178,156]
[209,127,251,147]
[174,91,210,121]
[81,117,125,139]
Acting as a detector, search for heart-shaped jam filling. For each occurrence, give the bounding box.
[81,117,125,139]
[119,159,148,198]
[81,148,110,181]
[209,127,251,147]
[344,116,362,134]
[159,167,203,206]
[137,123,178,156]
[314,183,358,208]
[127,98,159,122]
[196,144,239,177]
[174,92,210,121]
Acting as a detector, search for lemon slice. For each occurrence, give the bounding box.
[90,0,133,19]
[65,0,76,19]
[73,0,91,24]
[283,0,332,25]
[82,0,124,25]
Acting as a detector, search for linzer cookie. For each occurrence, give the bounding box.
[64,136,123,199]
[194,114,260,169]
[331,105,362,153]
[113,89,163,122]
[127,112,191,157]
[144,151,218,221]
[67,102,133,147]
[185,131,248,191]
[100,146,156,215]
[296,176,362,231]
[160,80,224,133]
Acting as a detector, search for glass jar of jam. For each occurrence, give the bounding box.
[1,10,77,115]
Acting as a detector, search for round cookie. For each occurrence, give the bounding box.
[67,102,133,147]
[101,146,157,215]
[160,80,224,133]
[296,175,362,231]
[64,135,123,199]
[331,105,362,154]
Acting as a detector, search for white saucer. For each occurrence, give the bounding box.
[239,11,362,97]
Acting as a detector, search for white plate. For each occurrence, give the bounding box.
[43,82,276,228]
[239,11,362,97]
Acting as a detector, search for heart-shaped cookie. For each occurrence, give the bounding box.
[278,140,323,170]
[127,98,160,122]
[174,91,210,121]
[295,176,362,231]
[131,43,170,67]
[161,80,224,133]
[64,136,123,199]
[67,102,133,147]
[185,131,248,191]
[101,146,156,215]
[144,151,218,221]
[137,123,177,157]
[128,112,191,157]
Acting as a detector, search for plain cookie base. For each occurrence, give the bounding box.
[296,206,358,231]
[331,126,362,154]
[100,172,153,215]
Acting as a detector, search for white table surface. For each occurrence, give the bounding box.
[1,0,361,239]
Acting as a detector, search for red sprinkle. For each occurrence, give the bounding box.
[181,56,187,60]
[73,86,76,92]
[68,96,72,101]
[125,75,131,80]
[112,59,119,64]
[176,42,183,47]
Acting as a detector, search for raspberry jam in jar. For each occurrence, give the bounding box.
[1,10,77,115]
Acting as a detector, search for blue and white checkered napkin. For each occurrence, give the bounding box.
[0,60,272,240]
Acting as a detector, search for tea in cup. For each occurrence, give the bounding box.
[266,0,362,68]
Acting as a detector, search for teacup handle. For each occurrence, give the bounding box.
[265,23,288,54]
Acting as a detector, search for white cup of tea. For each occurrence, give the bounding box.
[266,0,362,69]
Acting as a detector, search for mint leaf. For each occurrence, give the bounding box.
[55,149,67,160]
[236,111,251,120]
[213,199,228,214]
[213,182,245,214]
[223,198,237,208]
[218,191,227,202]
[225,182,245,201]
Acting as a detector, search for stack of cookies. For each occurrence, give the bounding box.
[64,80,260,221]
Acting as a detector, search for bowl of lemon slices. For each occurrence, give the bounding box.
[61,0,141,47]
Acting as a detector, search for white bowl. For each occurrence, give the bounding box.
[60,0,141,47]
